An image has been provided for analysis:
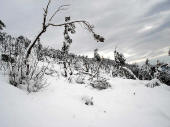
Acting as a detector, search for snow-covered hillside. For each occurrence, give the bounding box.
[1,70,170,127]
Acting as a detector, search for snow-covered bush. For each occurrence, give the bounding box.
[81,96,94,106]
[112,49,138,79]
[126,63,140,78]
[138,60,153,80]
[45,67,60,77]
[75,75,85,84]
[90,77,111,90]
[25,65,48,92]
[122,67,138,79]
[145,78,161,88]
[0,32,47,92]
[158,72,170,86]
[112,67,124,78]
[111,66,137,79]
[8,51,48,92]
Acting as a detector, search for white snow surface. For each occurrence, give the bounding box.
[0,71,170,127]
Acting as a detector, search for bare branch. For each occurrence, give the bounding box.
[49,5,70,22]
[43,0,51,27]
[46,0,51,13]
[48,20,95,34]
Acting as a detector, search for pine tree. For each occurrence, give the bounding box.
[145,58,149,65]
[114,49,126,66]
[139,58,153,80]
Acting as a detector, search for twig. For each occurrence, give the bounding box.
[49,5,70,22]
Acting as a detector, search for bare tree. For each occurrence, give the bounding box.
[25,0,104,60]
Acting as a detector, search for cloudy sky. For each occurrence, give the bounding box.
[1,0,170,63]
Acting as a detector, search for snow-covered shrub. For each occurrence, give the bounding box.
[126,63,140,78]
[138,59,155,80]
[81,96,94,106]
[8,53,26,87]
[112,68,124,78]
[158,72,170,86]
[0,33,48,92]
[75,75,85,84]
[45,62,60,78]
[1,54,15,63]
[8,51,48,92]
[138,66,152,80]
[25,64,47,92]
[90,77,111,90]
[145,78,161,88]
[112,49,138,79]
[111,66,137,79]
[122,67,138,79]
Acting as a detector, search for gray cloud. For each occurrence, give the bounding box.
[145,0,170,16]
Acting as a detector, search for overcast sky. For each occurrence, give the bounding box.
[1,0,170,63]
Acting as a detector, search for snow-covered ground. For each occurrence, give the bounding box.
[0,71,170,127]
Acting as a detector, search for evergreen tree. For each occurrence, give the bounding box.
[139,58,153,80]
[114,49,126,66]
[145,58,149,65]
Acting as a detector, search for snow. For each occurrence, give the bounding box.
[0,70,170,127]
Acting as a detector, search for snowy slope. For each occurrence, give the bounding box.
[0,71,170,127]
